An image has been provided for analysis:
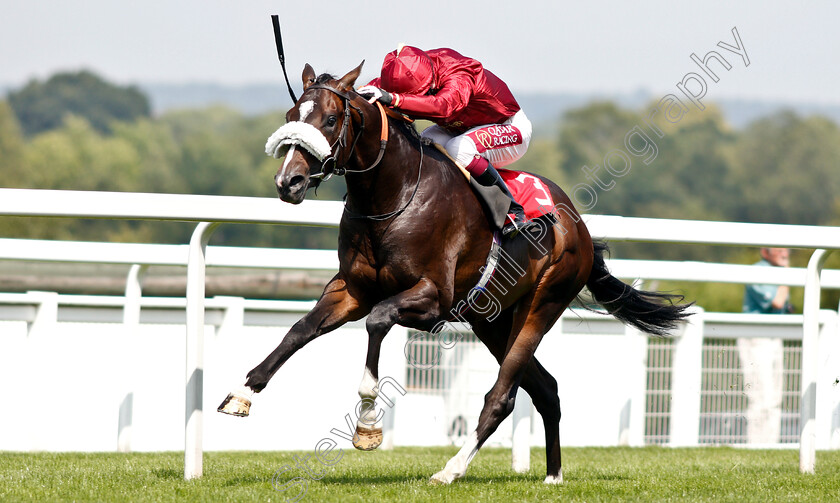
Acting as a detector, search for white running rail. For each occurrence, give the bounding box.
[2,188,839,477]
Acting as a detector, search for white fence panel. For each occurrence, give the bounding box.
[3,188,840,477]
[0,291,838,466]
[0,295,409,453]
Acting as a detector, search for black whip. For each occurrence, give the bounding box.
[270,15,298,103]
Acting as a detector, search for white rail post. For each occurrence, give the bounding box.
[816,309,840,450]
[26,291,59,337]
[380,325,409,451]
[800,249,832,473]
[185,222,220,480]
[622,325,648,446]
[669,306,704,447]
[511,388,532,473]
[215,296,245,339]
[119,264,148,453]
[26,291,58,452]
[831,302,840,450]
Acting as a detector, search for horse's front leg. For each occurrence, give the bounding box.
[352,277,442,450]
[218,274,368,416]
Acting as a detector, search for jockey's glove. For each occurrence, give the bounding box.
[357,85,394,106]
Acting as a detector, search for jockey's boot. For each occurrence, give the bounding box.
[474,163,530,238]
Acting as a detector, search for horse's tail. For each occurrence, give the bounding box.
[585,241,692,336]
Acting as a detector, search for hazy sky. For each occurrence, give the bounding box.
[2,1,838,105]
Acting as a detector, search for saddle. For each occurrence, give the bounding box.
[426,141,555,228]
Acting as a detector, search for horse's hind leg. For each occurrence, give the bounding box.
[520,357,563,484]
[430,337,534,484]
[432,276,580,484]
[430,296,556,485]
[458,326,563,483]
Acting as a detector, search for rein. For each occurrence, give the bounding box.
[303,84,424,221]
[306,84,387,181]
[342,99,389,176]
[344,143,424,221]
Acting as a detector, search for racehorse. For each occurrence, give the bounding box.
[218,62,690,485]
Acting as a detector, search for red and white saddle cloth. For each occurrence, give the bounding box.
[463,169,556,314]
[497,169,555,220]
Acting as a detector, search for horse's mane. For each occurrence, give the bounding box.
[313,73,423,143]
[397,118,423,141]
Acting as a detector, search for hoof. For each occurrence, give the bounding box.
[217,392,251,417]
[352,426,383,451]
[429,470,458,485]
[544,472,564,484]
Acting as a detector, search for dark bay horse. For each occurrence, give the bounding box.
[218,62,690,484]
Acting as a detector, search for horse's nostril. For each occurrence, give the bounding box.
[289,175,306,189]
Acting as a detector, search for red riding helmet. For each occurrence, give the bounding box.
[380,45,435,95]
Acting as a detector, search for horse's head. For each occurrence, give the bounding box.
[267,62,364,204]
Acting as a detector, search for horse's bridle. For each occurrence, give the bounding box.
[298,83,424,222]
[303,84,388,182]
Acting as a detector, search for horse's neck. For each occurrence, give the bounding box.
[344,124,434,216]
[341,120,494,286]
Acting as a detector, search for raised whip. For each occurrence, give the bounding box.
[270,14,298,103]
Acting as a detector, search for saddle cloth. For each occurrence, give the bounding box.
[497,169,556,220]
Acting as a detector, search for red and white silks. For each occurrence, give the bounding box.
[421,110,532,176]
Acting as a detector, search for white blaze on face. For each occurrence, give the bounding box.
[280,144,297,178]
[298,100,315,122]
[265,98,331,163]
[281,100,313,177]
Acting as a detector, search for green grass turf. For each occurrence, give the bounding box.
[1,447,839,502]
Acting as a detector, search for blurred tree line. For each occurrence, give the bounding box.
[519,100,840,311]
[2,70,839,310]
[0,71,340,248]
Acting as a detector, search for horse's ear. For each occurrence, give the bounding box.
[338,61,365,91]
[302,64,316,90]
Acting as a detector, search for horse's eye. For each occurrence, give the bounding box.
[326,115,337,127]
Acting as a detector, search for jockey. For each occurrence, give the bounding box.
[358,45,532,237]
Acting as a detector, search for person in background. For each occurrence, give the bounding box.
[739,247,792,445]
[743,247,794,314]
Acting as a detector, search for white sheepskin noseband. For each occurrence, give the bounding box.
[265,121,332,161]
